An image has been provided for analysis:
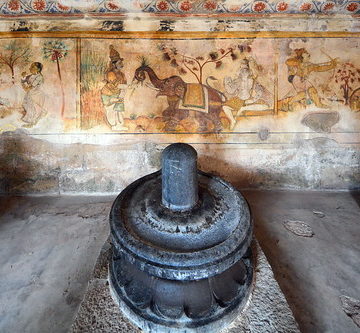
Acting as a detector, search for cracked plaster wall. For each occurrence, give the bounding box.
[0,131,359,194]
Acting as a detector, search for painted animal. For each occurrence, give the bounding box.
[134,65,226,132]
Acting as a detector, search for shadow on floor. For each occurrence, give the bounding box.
[349,189,360,208]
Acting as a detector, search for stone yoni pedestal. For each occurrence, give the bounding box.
[109,143,254,332]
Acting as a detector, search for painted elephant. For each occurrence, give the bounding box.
[134,65,228,132]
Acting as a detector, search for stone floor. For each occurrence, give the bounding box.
[0,191,359,333]
[0,196,113,333]
[245,190,360,333]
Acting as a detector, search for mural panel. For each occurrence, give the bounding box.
[81,38,276,133]
[0,37,77,132]
[0,33,359,145]
[80,36,360,137]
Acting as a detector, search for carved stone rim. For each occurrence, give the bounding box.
[110,170,253,280]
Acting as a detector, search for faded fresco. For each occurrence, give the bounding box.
[81,38,276,132]
[0,35,360,140]
[80,37,360,136]
[0,38,77,133]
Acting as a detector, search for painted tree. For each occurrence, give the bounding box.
[334,62,360,105]
[158,42,252,84]
[43,40,69,117]
[0,41,31,84]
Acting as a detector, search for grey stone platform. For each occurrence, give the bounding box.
[71,240,300,333]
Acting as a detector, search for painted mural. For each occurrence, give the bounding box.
[0,34,360,141]
[80,38,276,133]
[0,0,359,15]
[80,36,360,136]
[0,37,77,132]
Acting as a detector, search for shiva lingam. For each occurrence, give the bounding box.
[109,143,253,332]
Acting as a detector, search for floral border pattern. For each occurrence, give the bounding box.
[1,0,126,15]
[145,0,360,14]
[0,0,359,15]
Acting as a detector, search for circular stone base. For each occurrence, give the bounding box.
[70,240,300,333]
[108,258,253,333]
[108,276,252,333]
[108,245,253,333]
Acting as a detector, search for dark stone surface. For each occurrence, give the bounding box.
[71,240,300,333]
[109,143,254,332]
[162,143,198,211]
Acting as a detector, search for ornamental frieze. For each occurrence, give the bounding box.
[0,0,359,16]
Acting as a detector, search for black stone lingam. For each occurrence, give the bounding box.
[109,143,253,333]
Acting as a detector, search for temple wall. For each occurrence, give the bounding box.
[0,1,359,194]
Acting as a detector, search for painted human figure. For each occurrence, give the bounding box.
[279,48,338,111]
[101,45,128,131]
[223,58,271,125]
[21,62,46,127]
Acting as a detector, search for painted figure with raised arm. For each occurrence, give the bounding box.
[279,48,338,111]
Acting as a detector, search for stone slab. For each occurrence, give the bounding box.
[71,240,300,333]
[0,196,112,333]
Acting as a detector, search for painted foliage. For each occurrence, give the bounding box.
[0,37,76,132]
[0,35,360,141]
[80,37,360,135]
[81,38,276,132]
